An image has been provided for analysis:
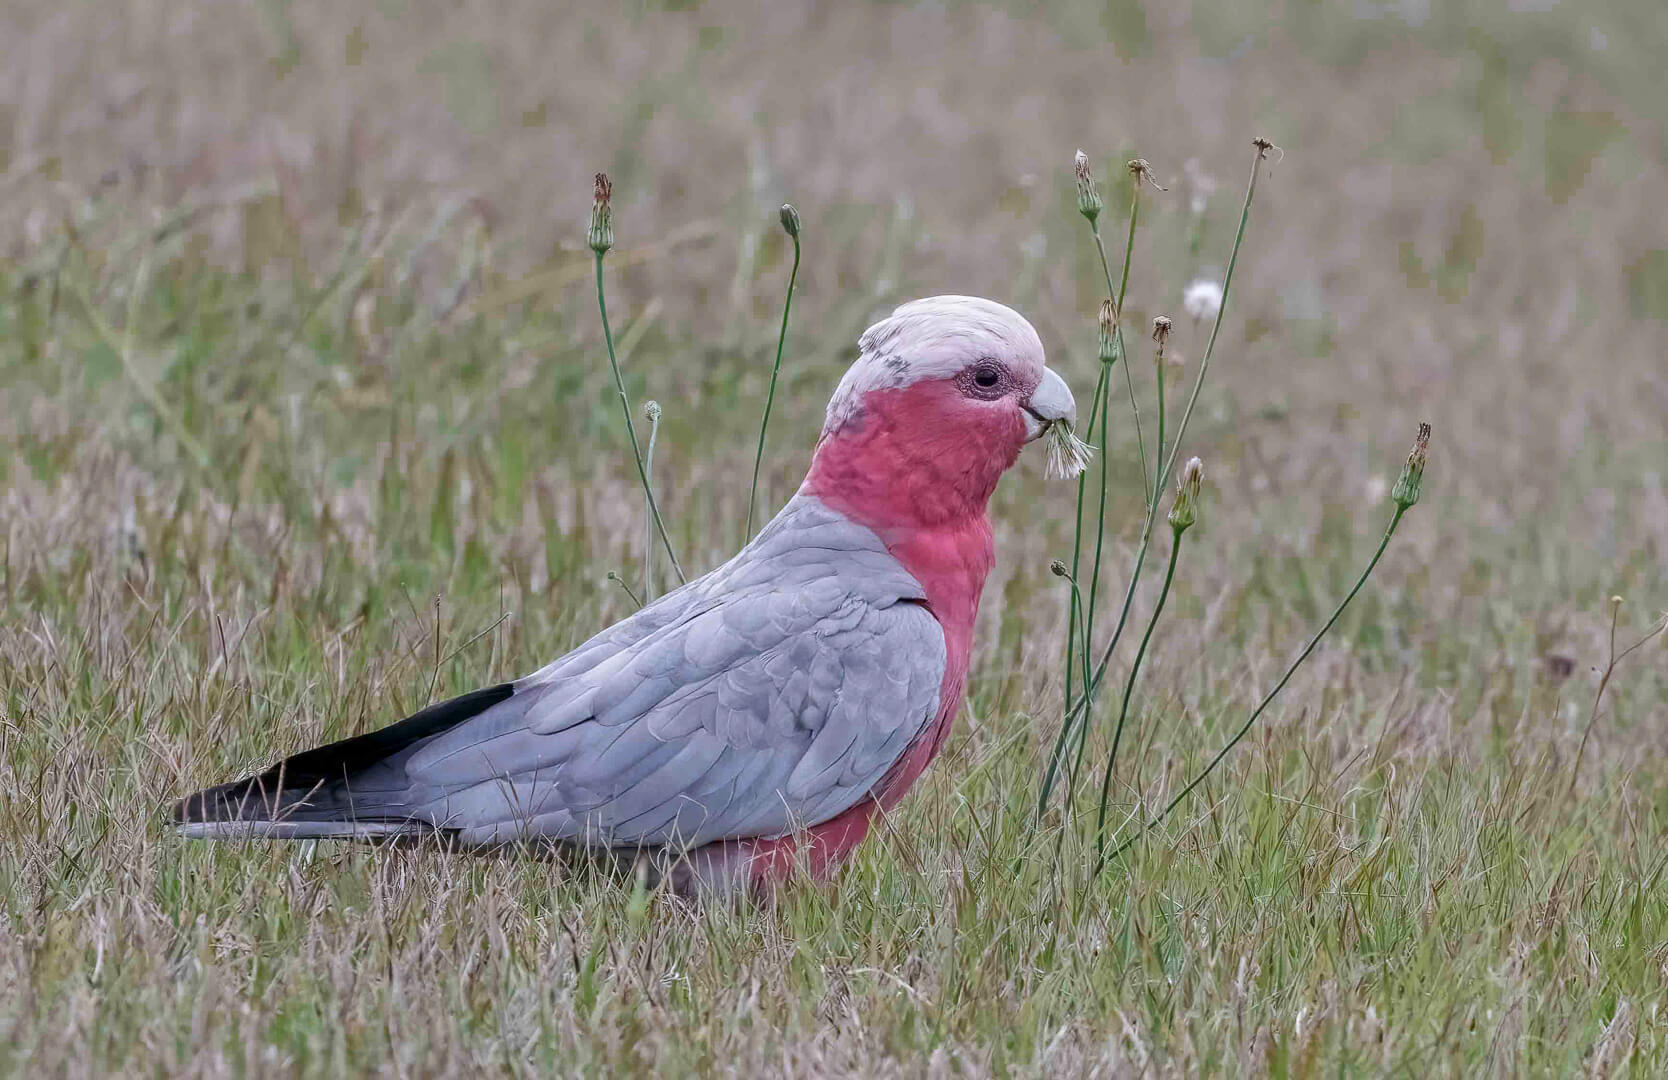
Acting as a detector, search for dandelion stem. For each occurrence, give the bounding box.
[643,405,661,603]
[1095,523,1185,863]
[1038,175,1148,821]
[745,217,801,541]
[606,570,643,608]
[594,250,686,585]
[1078,176,1149,767]
[1042,463,1162,823]
[1071,141,1272,777]
[1061,363,1112,734]
[1159,142,1270,488]
[1083,366,1113,709]
[1051,563,1094,700]
[1103,503,1407,864]
[1089,215,1148,504]
[1152,341,1167,525]
[1089,327,1175,851]
[1566,603,1668,800]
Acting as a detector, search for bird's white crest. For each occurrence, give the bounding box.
[823,295,1047,434]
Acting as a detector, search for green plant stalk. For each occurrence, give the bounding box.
[1094,523,1184,863]
[1086,349,1168,813]
[643,409,660,604]
[1055,571,1092,701]
[606,570,643,608]
[1090,218,1148,505]
[1566,606,1668,800]
[1039,143,1269,820]
[1076,368,1115,757]
[1060,363,1112,735]
[1038,187,1144,822]
[1103,503,1408,863]
[1159,146,1267,486]
[594,251,686,585]
[744,229,801,541]
[1152,354,1167,521]
[1076,142,1271,749]
[1086,198,1143,646]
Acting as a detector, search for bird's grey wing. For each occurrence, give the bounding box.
[401,561,945,849]
[172,496,939,843]
[518,494,919,683]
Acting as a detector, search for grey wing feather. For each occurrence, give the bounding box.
[398,496,946,849]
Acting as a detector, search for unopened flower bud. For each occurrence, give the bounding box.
[643,400,661,423]
[1390,422,1430,508]
[1097,298,1118,364]
[587,172,614,254]
[1168,457,1204,532]
[779,203,800,239]
[1050,559,1070,578]
[1074,150,1103,223]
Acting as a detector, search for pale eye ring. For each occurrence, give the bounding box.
[960,360,1009,399]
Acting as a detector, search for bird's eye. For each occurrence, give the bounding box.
[962,361,1008,399]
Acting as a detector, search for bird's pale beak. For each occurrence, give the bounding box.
[1022,367,1077,442]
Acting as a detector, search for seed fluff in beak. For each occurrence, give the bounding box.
[1044,420,1094,479]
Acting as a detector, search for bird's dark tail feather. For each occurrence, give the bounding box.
[173,683,514,839]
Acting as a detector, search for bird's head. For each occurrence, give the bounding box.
[804,296,1084,530]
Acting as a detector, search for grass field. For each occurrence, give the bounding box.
[4,1,1668,1075]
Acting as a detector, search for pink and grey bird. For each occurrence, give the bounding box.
[175,296,1080,893]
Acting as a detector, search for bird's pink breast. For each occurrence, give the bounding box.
[735,379,1024,885]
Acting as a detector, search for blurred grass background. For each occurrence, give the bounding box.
[2,1,1666,1075]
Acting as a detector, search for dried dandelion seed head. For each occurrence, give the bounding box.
[1074,150,1103,223]
[1391,421,1431,508]
[1128,158,1168,192]
[1168,457,1204,532]
[779,203,800,240]
[1152,316,1174,377]
[1098,298,1118,364]
[588,172,614,254]
[1252,137,1285,165]
[1045,420,1094,479]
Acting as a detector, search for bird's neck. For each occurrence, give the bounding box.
[801,380,1018,653]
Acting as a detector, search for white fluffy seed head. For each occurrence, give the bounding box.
[1045,422,1094,479]
[1183,277,1224,323]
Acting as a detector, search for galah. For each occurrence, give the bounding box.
[175,295,1080,894]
